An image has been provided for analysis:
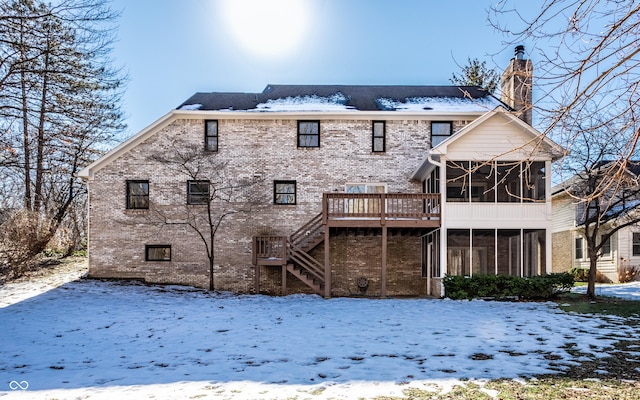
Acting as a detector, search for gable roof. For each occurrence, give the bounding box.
[178,84,505,113]
[411,109,565,180]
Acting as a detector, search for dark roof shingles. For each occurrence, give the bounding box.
[177,84,500,111]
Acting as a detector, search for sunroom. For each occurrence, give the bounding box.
[412,109,564,296]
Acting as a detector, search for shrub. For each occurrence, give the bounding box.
[619,264,640,283]
[568,267,589,282]
[0,210,51,281]
[568,266,610,283]
[443,273,574,300]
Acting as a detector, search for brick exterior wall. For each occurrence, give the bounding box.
[552,231,572,273]
[87,116,463,295]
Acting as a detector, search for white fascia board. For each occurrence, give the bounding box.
[77,111,177,180]
[173,109,486,121]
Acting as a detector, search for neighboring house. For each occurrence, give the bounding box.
[552,162,640,282]
[78,48,563,297]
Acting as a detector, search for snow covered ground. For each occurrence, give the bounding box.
[1,264,639,399]
[572,281,640,301]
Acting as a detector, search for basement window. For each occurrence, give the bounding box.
[146,245,171,261]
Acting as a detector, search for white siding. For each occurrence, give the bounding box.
[444,114,550,161]
[446,203,550,229]
[552,194,576,233]
[619,226,640,265]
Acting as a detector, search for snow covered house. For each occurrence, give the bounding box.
[78,49,563,297]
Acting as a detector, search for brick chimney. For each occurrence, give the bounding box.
[501,45,533,125]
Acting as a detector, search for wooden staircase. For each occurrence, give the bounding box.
[286,213,326,295]
[253,213,327,296]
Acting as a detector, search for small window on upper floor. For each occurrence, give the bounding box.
[146,245,171,261]
[372,121,385,152]
[126,180,149,209]
[274,180,296,205]
[431,121,452,147]
[205,120,218,152]
[298,121,320,147]
[187,180,210,205]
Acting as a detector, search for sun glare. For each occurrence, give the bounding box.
[220,0,310,58]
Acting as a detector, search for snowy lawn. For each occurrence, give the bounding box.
[1,263,639,399]
[572,281,640,301]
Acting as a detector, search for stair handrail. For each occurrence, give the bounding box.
[287,242,325,283]
[289,212,323,247]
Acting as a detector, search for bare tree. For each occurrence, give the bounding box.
[490,0,640,175]
[150,142,261,291]
[556,109,640,298]
[490,1,640,296]
[450,57,500,94]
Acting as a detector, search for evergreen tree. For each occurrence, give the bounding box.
[450,57,500,94]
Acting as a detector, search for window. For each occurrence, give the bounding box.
[205,120,218,151]
[447,230,471,276]
[297,121,319,147]
[633,233,640,256]
[187,180,210,205]
[274,180,296,205]
[523,162,546,202]
[345,183,386,213]
[470,162,495,202]
[372,121,385,152]
[422,230,440,278]
[496,162,521,202]
[446,161,547,204]
[446,161,469,202]
[145,245,171,261]
[431,121,452,147]
[575,237,584,260]
[523,229,545,276]
[600,235,611,257]
[447,229,546,278]
[126,180,149,209]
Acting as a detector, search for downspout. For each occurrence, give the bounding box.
[427,151,442,297]
[427,152,441,168]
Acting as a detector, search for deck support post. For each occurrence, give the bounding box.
[324,226,331,298]
[254,264,260,294]
[381,225,387,297]
[281,263,287,295]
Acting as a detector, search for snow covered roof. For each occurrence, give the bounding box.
[177,84,505,113]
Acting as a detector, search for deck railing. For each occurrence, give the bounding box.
[252,235,287,264]
[322,193,440,223]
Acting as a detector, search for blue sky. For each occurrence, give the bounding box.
[110,0,537,135]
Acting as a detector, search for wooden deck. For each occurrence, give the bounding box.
[322,192,440,228]
[253,192,441,297]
